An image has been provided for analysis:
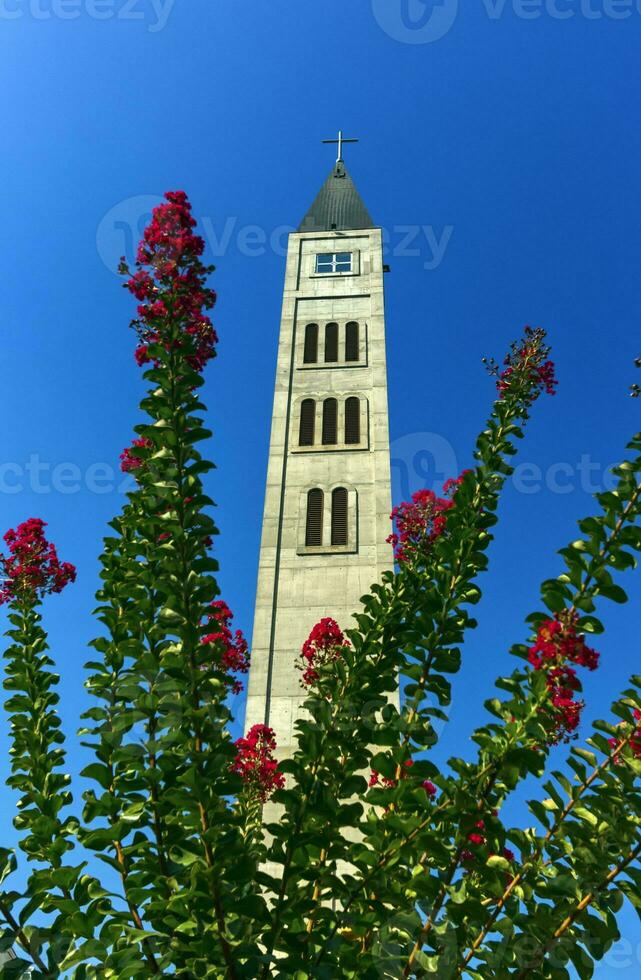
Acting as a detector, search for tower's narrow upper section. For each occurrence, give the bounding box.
[298,160,374,233]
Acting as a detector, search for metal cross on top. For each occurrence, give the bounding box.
[322,129,359,163]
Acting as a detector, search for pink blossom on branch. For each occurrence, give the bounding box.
[120,437,153,473]
[0,518,76,605]
[299,617,350,688]
[495,326,558,399]
[527,612,600,743]
[387,472,469,566]
[120,190,218,374]
[201,600,250,694]
[232,724,285,803]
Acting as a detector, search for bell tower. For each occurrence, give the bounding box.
[245,135,394,760]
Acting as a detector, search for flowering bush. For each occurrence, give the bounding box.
[202,599,250,694]
[0,518,75,604]
[232,724,285,803]
[527,612,600,742]
[121,189,218,373]
[493,325,558,398]
[387,471,469,564]
[119,436,153,473]
[1,193,641,979]
[299,616,350,687]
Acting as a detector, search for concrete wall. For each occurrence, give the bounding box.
[245,227,394,762]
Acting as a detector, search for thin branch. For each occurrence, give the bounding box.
[457,731,636,973]
[0,898,51,976]
[515,839,641,979]
[316,483,641,968]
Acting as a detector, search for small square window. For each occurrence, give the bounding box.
[316,255,335,273]
[315,252,353,275]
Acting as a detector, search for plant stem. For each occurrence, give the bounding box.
[0,899,51,975]
[515,840,641,979]
[457,734,635,973]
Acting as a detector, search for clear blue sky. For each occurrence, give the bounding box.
[1,1,640,971]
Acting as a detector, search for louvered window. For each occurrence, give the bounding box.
[331,488,348,546]
[322,398,338,445]
[305,489,323,547]
[345,321,359,362]
[299,399,316,446]
[303,323,319,364]
[345,397,360,445]
[324,322,338,363]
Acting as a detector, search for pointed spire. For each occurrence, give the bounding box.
[298,160,374,233]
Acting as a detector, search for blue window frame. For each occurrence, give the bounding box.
[315,252,353,274]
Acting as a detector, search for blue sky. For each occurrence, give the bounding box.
[1,0,641,971]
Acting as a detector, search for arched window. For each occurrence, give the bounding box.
[299,399,316,446]
[345,321,359,362]
[303,323,318,364]
[305,489,323,547]
[331,488,348,546]
[324,322,339,363]
[345,397,360,445]
[322,398,338,445]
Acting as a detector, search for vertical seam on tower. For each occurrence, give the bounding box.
[263,291,298,728]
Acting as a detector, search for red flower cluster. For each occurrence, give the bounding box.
[609,709,641,761]
[232,724,285,803]
[369,770,397,789]
[0,519,76,605]
[202,600,250,695]
[467,819,486,847]
[122,190,218,373]
[497,326,557,399]
[299,617,350,687]
[120,437,153,473]
[387,472,468,565]
[528,613,599,742]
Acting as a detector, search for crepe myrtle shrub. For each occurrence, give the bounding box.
[0,196,640,978]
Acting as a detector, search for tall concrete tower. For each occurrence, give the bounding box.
[245,136,394,763]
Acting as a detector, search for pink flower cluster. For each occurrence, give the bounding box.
[462,819,514,868]
[467,818,487,847]
[232,724,285,803]
[202,600,250,694]
[122,190,218,374]
[120,437,153,473]
[387,472,468,565]
[497,326,557,399]
[528,613,599,742]
[0,519,76,605]
[299,617,350,687]
[609,709,641,761]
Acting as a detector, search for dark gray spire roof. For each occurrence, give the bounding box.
[298,160,374,232]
